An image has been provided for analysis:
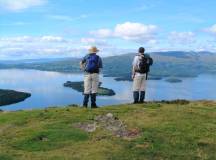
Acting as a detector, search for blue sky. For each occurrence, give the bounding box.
[0,0,216,59]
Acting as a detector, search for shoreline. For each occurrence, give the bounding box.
[1,100,215,112]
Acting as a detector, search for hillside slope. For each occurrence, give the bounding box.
[0,101,215,160]
[1,51,216,78]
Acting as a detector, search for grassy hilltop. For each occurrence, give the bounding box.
[0,101,215,160]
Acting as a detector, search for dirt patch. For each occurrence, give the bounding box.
[73,113,140,139]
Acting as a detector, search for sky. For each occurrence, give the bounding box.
[0,0,216,59]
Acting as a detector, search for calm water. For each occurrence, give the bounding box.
[0,69,216,111]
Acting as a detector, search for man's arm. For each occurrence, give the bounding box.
[149,57,153,66]
[98,57,103,73]
[80,56,87,70]
[80,61,84,70]
[132,56,137,80]
[132,65,136,80]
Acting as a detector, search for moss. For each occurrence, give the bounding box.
[0,154,14,160]
[13,128,89,151]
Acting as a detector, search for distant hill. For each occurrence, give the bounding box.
[0,51,216,79]
[103,51,216,78]
[0,58,70,64]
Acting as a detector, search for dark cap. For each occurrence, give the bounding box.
[138,47,145,53]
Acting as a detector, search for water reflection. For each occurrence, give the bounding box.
[0,69,216,111]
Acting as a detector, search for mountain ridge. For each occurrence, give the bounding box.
[0,51,216,79]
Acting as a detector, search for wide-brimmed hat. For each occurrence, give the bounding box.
[88,46,99,53]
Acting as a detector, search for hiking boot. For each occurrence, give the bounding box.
[138,100,146,104]
[83,104,88,108]
[83,94,89,108]
[91,104,98,108]
[139,91,146,103]
[91,93,98,108]
[133,91,139,104]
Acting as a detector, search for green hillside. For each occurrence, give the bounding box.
[1,51,216,79]
[0,101,215,160]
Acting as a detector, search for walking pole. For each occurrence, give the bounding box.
[146,72,148,80]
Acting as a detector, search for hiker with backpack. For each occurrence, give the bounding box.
[132,47,153,103]
[80,46,103,108]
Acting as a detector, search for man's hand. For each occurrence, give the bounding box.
[132,74,135,80]
[80,62,84,70]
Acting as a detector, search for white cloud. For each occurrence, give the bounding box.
[48,14,90,21]
[146,39,158,45]
[81,38,113,48]
[90,22,158,44]
[114,22,157,41]
[81,38,96,44]
[90,29,112,38]
[205,24,216,36]
[0,36,75,59]
[0,36,67,43]
[40,36,66,42]
[0,35,122,59]
[0,0,46,11]
[195,40,216,52]
[169,31,196,44]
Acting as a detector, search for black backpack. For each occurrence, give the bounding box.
[137,55,149,73]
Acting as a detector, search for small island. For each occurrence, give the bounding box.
[165,78,182,83]
[114,75,162,82]
[64,81,115,96]
[148,76,163,80]
[114,77,133,81]
[0,89,31,106]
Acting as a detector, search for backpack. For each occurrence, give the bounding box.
[137,55,149,73]
[85,54,99,73]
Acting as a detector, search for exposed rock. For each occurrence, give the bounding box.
[73,122,97,133]
[74,113,140,139]
[106,113,113,118]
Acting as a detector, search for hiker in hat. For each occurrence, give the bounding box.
[80,46,103,108]
[132,47,153,103]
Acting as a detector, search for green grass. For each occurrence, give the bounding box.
[0,101,215,160]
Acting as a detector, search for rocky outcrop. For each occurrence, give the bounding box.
[73,113,140,139]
